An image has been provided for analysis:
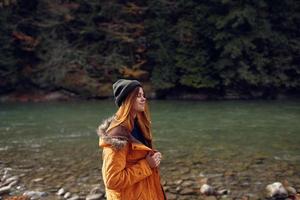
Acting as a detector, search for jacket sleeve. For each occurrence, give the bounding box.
[102,145,153,190]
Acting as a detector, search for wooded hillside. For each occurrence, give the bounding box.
[0,0,299,100]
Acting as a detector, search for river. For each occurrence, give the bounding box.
[0,100,299,199]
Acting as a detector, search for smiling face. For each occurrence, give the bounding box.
[133,87,146,113]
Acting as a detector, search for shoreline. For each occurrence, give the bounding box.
[0,89,300,103]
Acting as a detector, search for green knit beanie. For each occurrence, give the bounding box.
[112,79,142,107]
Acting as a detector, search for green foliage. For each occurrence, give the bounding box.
[0,0,299,97]
[145,0,300,96]
[0,8,18,92]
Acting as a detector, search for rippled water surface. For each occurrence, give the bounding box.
[0,100,300,199]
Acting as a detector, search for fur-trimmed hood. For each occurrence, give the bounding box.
[97,116,129,150]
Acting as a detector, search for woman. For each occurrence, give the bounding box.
[97,79,166,200]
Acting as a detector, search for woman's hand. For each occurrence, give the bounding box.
[146,152,162,168]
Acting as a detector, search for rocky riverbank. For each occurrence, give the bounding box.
[1,158,300,200]
[0,167,105,200]
[1,141,300,200]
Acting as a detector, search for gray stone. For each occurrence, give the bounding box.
[217,189,229,195]
[199,177,209,186]
[168,187,178,194]
[5,175,19,184]
[68,195,80,200]
[57,188,65,196]
[266,182,288,198]
[32,178,44,183]
[89,185,103,194]
[166,192,177,200]
[8,180,18,188]
[169,167,177,171]
[180,188,196,195]
[163,186,170,192]
[1,175,19,187]
[30,196,41,200]
[86,193,103,200]
[64,192,72,199]
[286,186,297,195]
[0,185,11,195]
[176,186,181,192]
[179,167,190,175]
[3,168,12,178]
[16,185,25,190]
[1,174,8,183]
[23,190,47,199]
[181,180,194,187]
[200,184,215,195]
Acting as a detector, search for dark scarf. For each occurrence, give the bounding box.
[131,118,148,146]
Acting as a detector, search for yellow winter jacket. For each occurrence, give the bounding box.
[97,117,166,200]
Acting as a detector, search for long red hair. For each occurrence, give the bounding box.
[107,87,152,147]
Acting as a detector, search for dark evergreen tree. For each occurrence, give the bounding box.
[0,0,299,98]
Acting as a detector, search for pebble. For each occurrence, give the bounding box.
[89,185,103,194]
[68,195,80,200]
[1,176,19,186]
[180,188,196,195]
[86,193,103,200]
[286,186,297,195]
[200,184,215,195]
[199,172,206,177]
[16,185,26,191]
[217,189,229,195]
[168,187,178,194]
[8,180,18,187]
[179,167,190,175]
[181,180,194,187]
[169,167,177,171]
[166,192,177,200]
[198,177,209,185]
[23,190,47,199]
[1,174,8,183]
[2,168,12,178]
[266,182,288,198]
[5,176,19,183]
[32,178,44,183]
[64,192,72,198]
[0,185,11,195]
[57,188,65,196]
[163,185,170,192]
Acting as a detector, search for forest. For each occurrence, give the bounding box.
[0,0,299,100]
